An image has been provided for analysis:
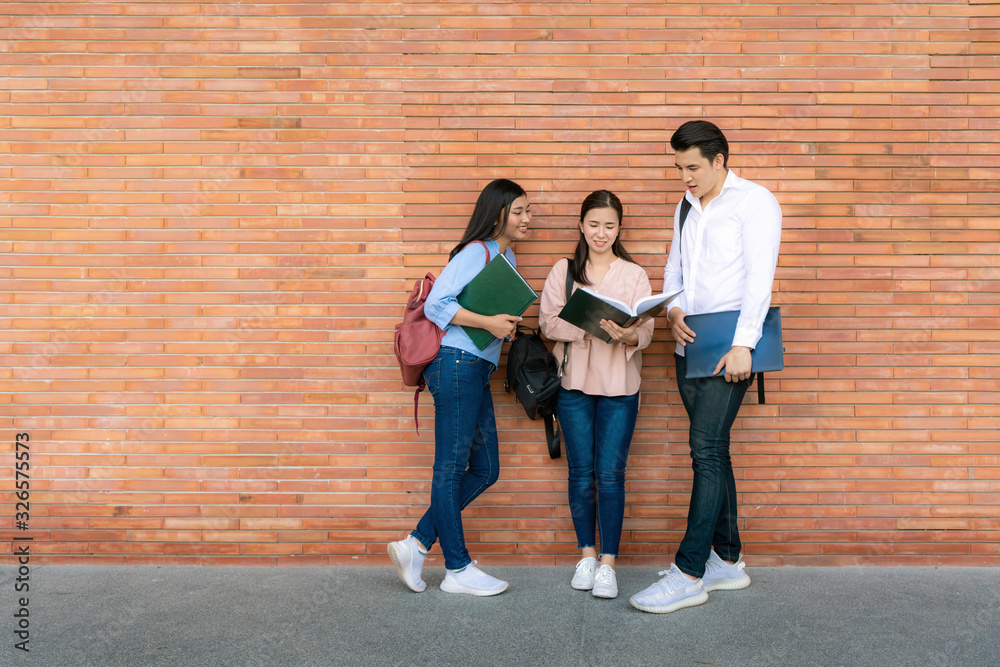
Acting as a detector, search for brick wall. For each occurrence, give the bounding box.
[2,1,998,566]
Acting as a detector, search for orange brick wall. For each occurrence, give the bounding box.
[2,1,998,566]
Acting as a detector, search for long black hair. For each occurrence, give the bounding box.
[449,179,527,260]
[568,190,636,285]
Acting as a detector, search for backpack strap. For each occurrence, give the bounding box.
[474,239,490,261]
[413,385,423,433]
[544,413,560,459]
[542,261,574,458]
[678,197,692,271]
[560,259,574,378]
[679,196,692,234]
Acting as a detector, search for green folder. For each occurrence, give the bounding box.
[456,253,538,349]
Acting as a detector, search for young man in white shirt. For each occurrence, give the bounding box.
[630,120,782,614]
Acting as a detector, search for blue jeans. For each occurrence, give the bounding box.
[411,346,500,571]
[673,353,751,578]
[557,388,640,558]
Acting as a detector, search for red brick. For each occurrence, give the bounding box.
[0,1,996,566]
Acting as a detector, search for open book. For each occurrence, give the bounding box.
[557,287,684,343]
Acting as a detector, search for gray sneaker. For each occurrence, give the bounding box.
[702,549,751,592]
[629,563,708,614]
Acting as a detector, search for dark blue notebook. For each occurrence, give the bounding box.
[683,307,783,378]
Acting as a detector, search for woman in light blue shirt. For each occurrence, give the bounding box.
[388,179,531,597]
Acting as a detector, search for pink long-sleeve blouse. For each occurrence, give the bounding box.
[539,257,654,397]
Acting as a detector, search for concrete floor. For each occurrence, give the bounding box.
[0,565,997,666]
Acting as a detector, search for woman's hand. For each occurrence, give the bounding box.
[451,308,521,340]
[599,319,641,346]
[484,313,522,340]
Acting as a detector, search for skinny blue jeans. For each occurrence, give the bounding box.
[411,346,500,571]
[673,353,751,578]
[557,388,640,558]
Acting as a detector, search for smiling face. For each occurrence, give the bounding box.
[675,146,727,205]
[579,206,621,258]
[495,195,531,245]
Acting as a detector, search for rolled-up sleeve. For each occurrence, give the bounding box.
[424,243,491,331]
[733,190,782,349]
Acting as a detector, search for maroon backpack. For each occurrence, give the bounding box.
[394,240,488,431]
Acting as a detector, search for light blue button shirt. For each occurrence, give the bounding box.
[424,238,515,366]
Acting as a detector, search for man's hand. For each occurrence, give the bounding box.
[713,346,752,382]
[599,319,640,346]
[668,307,695,347]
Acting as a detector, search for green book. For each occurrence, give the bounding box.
[557,286,684,343]
[456,253,538,350]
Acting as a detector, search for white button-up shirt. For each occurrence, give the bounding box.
[663,169,781,355]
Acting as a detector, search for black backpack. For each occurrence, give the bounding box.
[504,265,574,459]
[505,325,562,458]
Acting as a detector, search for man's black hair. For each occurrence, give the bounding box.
[670,120,729,168]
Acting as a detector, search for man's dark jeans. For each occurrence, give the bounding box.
[674,353,752,578]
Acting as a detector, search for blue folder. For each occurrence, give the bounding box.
[683,306,783,379]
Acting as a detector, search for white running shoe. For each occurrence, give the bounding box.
[591,564,618,599]
[571,556,599,590]
[629,563,708,614]
[702,549,751,592]
[440,562,508,597]
[387,537,426,593]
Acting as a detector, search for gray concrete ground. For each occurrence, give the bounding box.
[0,565,997,666]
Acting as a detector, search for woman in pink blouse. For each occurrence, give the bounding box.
[539,190,653,600]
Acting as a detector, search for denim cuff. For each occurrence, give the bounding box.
[715,550,741,563]
[676,563,704,579]
[409,530,433,553]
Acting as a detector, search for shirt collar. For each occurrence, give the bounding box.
[684,168,745,209]
[721,168,745,192]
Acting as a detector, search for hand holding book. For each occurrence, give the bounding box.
[596,317,642,346]
[456,253,538,349]
[557,287,684,344]
[450,309,521,341]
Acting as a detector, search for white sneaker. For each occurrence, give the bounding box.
[629,563,708,614]
[591,564,618,599]
[440,562,508,597]
[387,537,426,593]
[702,549,751,592]
[571,556,598,590]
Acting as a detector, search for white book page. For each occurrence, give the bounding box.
[577,286,633,314]
[578,286,683,317]
[633,289,685,317]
